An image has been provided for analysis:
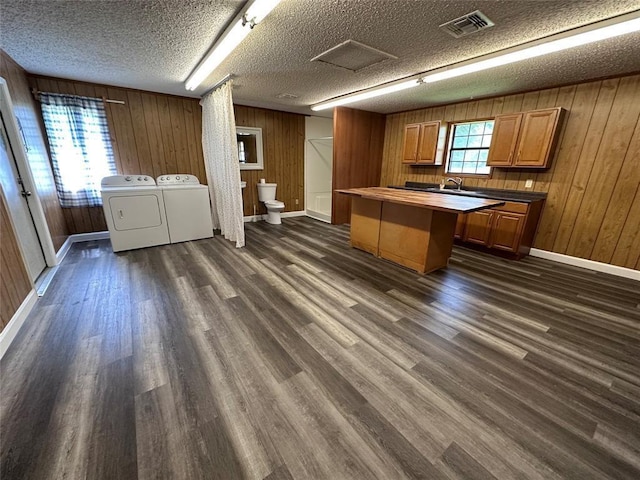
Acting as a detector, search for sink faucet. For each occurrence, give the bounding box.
[446,177,463,190]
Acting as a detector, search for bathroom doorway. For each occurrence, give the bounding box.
[305,116,333,223]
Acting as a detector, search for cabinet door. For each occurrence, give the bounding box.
[454,213,466,239]
[514,108,560,167]
[487,114,522,166]
[463,210,493,245]
[490,211,525,252]
[415,121,440,164]
[402,124,420,163]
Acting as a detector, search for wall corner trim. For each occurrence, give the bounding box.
[529,248,640,281]
[0,289,38,360]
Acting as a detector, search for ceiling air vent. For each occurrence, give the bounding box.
[440,10,495,38]
[311,40,397,72]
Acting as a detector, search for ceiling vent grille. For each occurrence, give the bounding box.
[440,10,495,38]
[311,40,397,72]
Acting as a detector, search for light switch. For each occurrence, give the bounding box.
[525,179,533,188]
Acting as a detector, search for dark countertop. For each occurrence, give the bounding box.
[389,182,547,203]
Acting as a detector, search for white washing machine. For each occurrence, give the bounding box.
[101,175,170,252]
[157,174,213,243]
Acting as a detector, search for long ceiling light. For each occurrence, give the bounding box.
[309,10,640,111]
[185,0,282,91]
[422,13,640,84]
[310,79,420,111]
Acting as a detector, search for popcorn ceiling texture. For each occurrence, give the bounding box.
[1,0,639,115]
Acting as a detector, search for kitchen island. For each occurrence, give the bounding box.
[336,187,504,273]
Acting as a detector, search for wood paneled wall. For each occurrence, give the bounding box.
[380,74,640,270]
[29,75,205,234]
[332,107,386,224]
[0,186,32,330]
[0,51,68,251]
[236,105,305,216]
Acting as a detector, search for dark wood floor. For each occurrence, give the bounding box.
[2,217,639,479]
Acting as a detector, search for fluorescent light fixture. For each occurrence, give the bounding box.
[309,11,640,110]
[185,0,282,91]
[423,14,640,83]
[310,80,419,111]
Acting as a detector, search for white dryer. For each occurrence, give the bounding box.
[101,175,170,252]
[156,174,213,244]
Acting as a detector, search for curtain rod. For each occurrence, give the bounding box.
[202,74,234,97]
[31,88,126,105]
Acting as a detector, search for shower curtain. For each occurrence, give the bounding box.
[201,81,245,247]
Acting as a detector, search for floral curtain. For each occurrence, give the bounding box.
[40,93,116,207]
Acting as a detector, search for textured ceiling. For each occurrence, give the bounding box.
[2,0,640,117]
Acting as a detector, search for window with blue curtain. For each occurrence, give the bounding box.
[39,93,117,207]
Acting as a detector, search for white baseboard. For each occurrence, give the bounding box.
[0,289,38,360]
[529,248,640,281]
[306,210,332,223]
[56,231,110,264]
[243,211,307,223]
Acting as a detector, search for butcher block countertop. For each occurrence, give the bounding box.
[336,187,504,214]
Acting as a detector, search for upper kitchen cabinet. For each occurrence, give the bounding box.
[487,107,565,168]
[401,121,447,165]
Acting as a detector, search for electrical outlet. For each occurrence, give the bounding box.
[525,179,533,188]
[295,198,299,205]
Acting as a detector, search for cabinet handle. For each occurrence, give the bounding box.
[119,209,124,219]
[508,152,512,163]
[516,151,521,163]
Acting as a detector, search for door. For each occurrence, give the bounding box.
[416,121,440,164]
[514,109,560,167]
[0,110,46,281]
[401,124,420,163]
[490,212,525,252]
[487,113,522,166]
[463,210,494,245]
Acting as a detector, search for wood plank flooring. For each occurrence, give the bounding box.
[1,217,639,479]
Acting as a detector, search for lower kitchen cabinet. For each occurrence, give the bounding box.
[463,210,493,245]
[457,199,544,258]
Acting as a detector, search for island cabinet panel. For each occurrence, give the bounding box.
[350,197,382,255]
[463,210,494,245]
[401,121,443,165]
[487,107,564,168]
[490,211,526,252]
[378,203,457,273]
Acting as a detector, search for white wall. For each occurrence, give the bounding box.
[305,116,333,222]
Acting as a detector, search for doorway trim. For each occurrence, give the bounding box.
[0,77,57,267]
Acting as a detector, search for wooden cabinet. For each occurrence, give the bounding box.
[490,211,525,252]
[487,107,565,168]
[401,121,447,165]
[463,210,493,245]
[456,200,544,258]
[454,214,466,239]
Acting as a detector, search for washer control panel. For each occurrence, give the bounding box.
[157,174,201,185]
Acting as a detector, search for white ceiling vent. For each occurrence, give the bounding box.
[311,40,397,72]
[440,10,495,38]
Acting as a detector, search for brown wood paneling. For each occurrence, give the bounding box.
[0,50,68,250]
[380,73,640,270]
[332,107,386,225]
[236,105,305,217]
[28,75,206,234]
[0,186,32,330]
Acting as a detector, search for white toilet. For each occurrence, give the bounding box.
[257,182,285,224]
